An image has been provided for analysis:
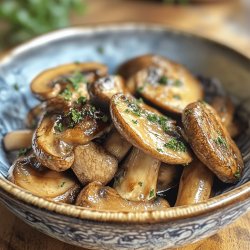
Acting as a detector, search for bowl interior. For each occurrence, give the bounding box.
[0,24,250,198]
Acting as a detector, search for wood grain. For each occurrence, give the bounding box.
[0,0,250,249]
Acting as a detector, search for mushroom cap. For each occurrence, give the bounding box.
[182,101,244,183]
[110,93,192,164]
[31,62,108,100]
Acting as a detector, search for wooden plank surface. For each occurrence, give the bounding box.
[0,0,250,249]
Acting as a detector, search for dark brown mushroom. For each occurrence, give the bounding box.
[182,101,244,183]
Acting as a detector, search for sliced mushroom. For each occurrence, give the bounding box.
[182,101,244,183]
[56,104,111,145]
[32,114,74,171]
[211,96,239,138]
[110,93,192,164]
[8,153,81,203]
[25,103,46,129]
[117,54,157,94]
[3,130,33,151]
[103,129,132,162]
[89,75,126,108]
[31,62,108,100]
[157,163,182,193]
[118,54,203,113]
[72,142,118,185]
[114,147,160,201]
[76,182,169,211]
[175,157,213,206]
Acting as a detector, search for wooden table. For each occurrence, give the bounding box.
[0,0,250,249]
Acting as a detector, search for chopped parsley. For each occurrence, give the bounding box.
[101,115,108,122]
[214,135,227,148]
[54,122,64,132]
[70,108,83,124]
[136,86,144,94]
[164,138,186,152]
[132,119,138,124]
[13,83,19,91]
[157,148,163,152]
[173,79,182,87]
[138,182,143,187]
[173,94,181,100]
[97,46,104,54]
[60,181,66,187]
[149,189,155,199]
[18,147,31,157]
[234,169,241,179]
[60,87,72,101]
[76,96,87,105]
[158,76,168,85]
[68,71,85,90]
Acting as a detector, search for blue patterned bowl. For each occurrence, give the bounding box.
[0,24,250,250]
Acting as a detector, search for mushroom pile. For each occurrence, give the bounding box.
[4,55,244,211]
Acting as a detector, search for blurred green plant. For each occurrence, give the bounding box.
[0,0,86,49]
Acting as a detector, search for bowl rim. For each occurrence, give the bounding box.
[0,23,249,224]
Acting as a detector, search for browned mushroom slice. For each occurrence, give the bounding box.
[89,75,126,108]
[211,96,239,138]
[175,157,213,206]
[134,58,203,114]
[25,103,46,128]
[182,101,244,183]
[110,94,192,164]
[32,115,74,171]
[8,154,81,203]
[3,130,33,151]
[72,142,118,185]
[114,147,160,201]
[55,104,111,145]
[157,163,182,193]
[31,62,108,100]
[76,182,169,211]
[117,54,158,94]
[103,129,132,162]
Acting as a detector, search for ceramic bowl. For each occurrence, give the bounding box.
[0,24,249,250]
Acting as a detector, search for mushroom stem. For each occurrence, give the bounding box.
[103,129,132,162]
[114,147,160,201]
[76,182,169,211]
[3,130,33,151]
[175,158,214,206]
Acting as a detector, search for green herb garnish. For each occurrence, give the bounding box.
[54,122,64,132]
[157,148,163,152]
[164,138,186,152]
[70,108,83,124]
[158,76,168,85]
[138,182,143,187]
[76,96,87,105]
[60,181,66,187]
[137,86,144,93]
[234,169,241,179]
[13,83,19,91]
[149,189,155,199]
[173,94,181,100]
[173,79,182,87]
[132,119,138,124]
[101,115,108,123]
[18,147,31,157]
[60,87,72,101]
[68,71,85,90]
[214,135,227,148]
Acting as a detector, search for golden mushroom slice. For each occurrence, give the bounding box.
[175,157,214,206]
[114,147,160,201]
[157,163,182,193]
[89,75,126,108]
[76,182,169,211]
[32,114,74,172]
[211,96,239,138]
[31,62,108,100]
[3,130,33,151]
[55,104,111,145]
[8,154,81,203]
[182,101,244,183]
[72,142,118,185]
[110,93,192,164]
[119,54,203,113]
[103,129,132,162]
